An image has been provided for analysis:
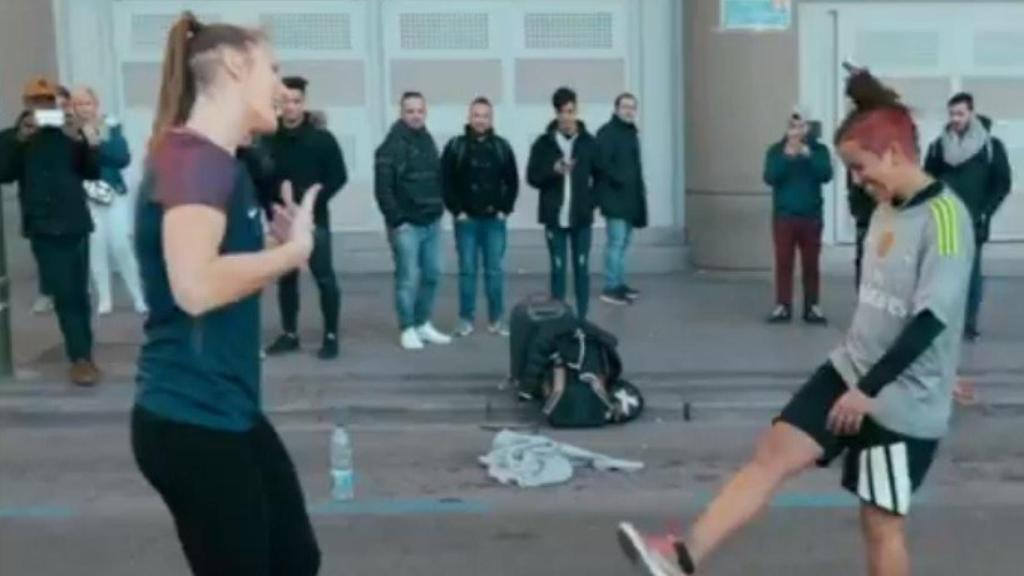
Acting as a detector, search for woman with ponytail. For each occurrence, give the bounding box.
[131,12,321,575]
[617,70,974,576]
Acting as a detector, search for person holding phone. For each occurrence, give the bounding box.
[763,107,834,325]
[70,86,148,316]
[527,87,602,320]
[0,76,101,386]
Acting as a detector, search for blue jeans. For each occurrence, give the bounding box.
[604,219,633,291]
[545,226,593,319]
[966,241,984,331]
[388,222,442,330]
[455,217,507,323]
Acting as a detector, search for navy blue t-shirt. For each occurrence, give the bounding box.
[135,129,265,431]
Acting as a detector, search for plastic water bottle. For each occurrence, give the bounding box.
[330,423,354,501]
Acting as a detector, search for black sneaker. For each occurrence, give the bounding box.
[766,304,792,324]
[804,305,828,326]
[318,334,339,360]
[265,333,300,356]
[601,287,631,306]
[964,326,980,342]
[623,285,640,301]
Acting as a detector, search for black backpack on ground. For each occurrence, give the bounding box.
[508,295,644,428]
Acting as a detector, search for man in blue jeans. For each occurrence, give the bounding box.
[527,87,601,319]
[596,93,648,306]
[375,92,452,350]
[442,97,519,337]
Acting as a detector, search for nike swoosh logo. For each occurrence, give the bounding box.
[248,208,259,219]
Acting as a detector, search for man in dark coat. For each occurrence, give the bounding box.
[924,92,1012,341]
[527,87,602,320]
[596,92,648,306]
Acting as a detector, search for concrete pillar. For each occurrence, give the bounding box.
[684,0,798,270]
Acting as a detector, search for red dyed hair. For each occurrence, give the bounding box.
[835,72,920,163]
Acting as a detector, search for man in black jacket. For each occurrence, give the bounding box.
[261,77,347,360]
[596,93,648,306]
[0,76,101,386]
[527,87,601,320]
[442,97,519,338]
[924,92,1012,341]
[375,92,452,350]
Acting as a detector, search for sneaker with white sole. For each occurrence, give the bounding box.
[616,523,695,576]
[416,322,452,345]
[454,319,475,338]
[488,321,510,337]
[32,296,53,315]
[401,328,425,350]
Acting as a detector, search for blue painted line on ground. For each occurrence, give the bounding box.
[309,498,492,517]
[0,505,76,520]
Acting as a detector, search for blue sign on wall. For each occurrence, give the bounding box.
[721,0,792,31]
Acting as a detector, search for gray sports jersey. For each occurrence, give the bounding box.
[830,183,974,439]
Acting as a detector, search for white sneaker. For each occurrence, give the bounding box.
[401,328,425,350]
[488,321,510,337]
[97,302,113,316]
[454,319,475,338]
[416,322,452,345]
[134,301,149,315]
[32,296,53,315]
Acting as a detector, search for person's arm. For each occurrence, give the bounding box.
[0,125,23,184]
[985,138,1012,217]
[440,139,462,217]
[73,133,102,180]
[858,200,974,396]
[597,129,624,188]
[374,139,402,228]
[158,151,316,316]
[501,141,520,215]
[762,145,788,187]
[810,143,834,184]
[924,140,946,179]
[319,131,347,203]
[526,138,559,189]
[99,124,131,170]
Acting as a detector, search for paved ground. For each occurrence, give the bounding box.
[3,414,1024,575]
[2,271,1023,574]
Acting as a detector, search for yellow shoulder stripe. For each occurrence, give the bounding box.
[929,196,959,256]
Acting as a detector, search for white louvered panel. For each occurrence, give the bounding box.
[130,13,221,50]
[399,12,489,50]
[854,29,941,70]
[524,12,613,50]
[261,12,352,51]
[974,29,1024,69]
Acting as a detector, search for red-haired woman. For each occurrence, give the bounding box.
[131,12,321,575]
[617,71,975,576]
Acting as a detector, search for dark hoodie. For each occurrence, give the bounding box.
[441,125,519,218]
[0,111,99,237]
[263,112,347,228]
[763,133,833,219]
[526,120,600,228]
[925,115,1012,242]
[374,120,443,228]
[595,114,648,227]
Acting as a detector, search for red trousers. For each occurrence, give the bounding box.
[773,217,822,308]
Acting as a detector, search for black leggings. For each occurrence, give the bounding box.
[131,407,320,575]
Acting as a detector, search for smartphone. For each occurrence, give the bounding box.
[807,120,822,141]
[34,109,65,128]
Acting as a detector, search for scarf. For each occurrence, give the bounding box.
[942,116,988,167]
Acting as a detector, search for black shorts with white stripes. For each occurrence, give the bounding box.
[778,363,940,516]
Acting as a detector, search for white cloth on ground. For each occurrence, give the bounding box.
[479,429,644,488]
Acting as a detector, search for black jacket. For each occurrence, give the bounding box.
[0,116,98,238]
[925,116,1012,242]
[847,173,876,229]
[521,317,620,397]
[441,126,519,218]
[263,113,347,229]
[374,121,444,228]
[595,115,647,227]
[526,120,600,228]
